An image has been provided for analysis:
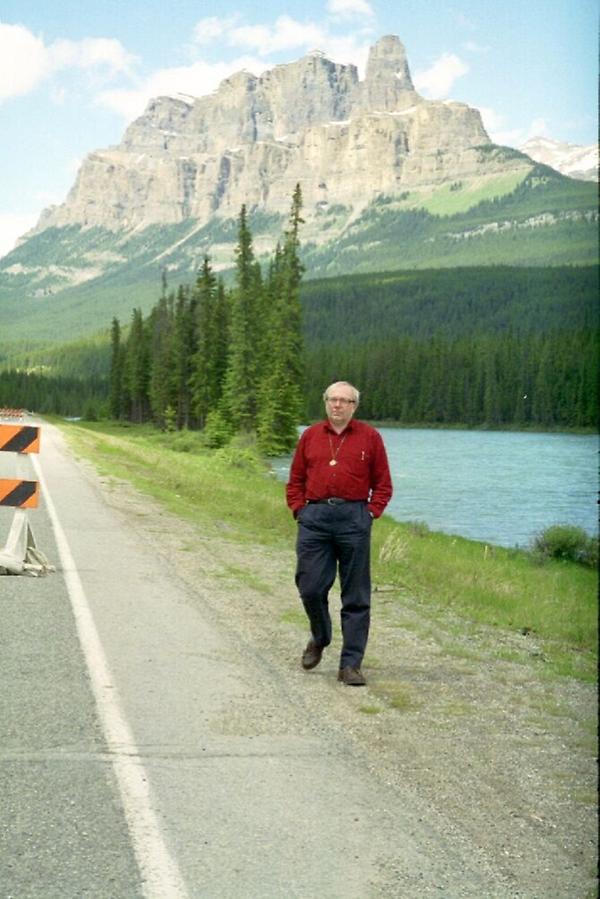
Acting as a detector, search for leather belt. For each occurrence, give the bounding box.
[307,497,365,505]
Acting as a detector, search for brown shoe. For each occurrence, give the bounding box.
[301,639,324,670]
[338,665,366,686]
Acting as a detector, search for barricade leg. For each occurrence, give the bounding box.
[0,509,55,576]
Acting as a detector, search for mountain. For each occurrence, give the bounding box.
[30,35,491,234]
[520,137,598,182]
[0,35,598,344]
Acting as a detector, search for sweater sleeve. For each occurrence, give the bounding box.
[285,433,307,515]
[367,431,393,518]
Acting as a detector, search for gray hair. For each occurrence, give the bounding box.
[322,381,360,405]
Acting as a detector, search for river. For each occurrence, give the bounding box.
[271,428,599,549]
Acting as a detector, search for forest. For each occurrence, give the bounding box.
[0,251,597,433]
[299,264,598,426]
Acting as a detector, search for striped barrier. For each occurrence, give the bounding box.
[0,424,41,454]
[0,425,41,507]
[0,408,25,419]
[0,479,40,509]
[0,420,53,575]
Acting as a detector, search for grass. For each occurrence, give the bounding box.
[408,172,527,217]
[58,419,598,683]
[369,680,419,712]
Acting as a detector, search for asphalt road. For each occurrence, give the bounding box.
[1,421,524,898]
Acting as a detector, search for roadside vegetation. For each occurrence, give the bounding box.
[59,419,598,684]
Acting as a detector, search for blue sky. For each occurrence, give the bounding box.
[1,0,597,256]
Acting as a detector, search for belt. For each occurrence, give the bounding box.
[307,497,365,505]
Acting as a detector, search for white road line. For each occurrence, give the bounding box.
[32,455,190,899]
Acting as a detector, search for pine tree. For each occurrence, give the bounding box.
[124,308,150,423]
[148,292,176,428]
[109,317,124,420]
[172,284,196,429]
[257,184,305,455]
[221,205,262,432]
[190,258,228,428]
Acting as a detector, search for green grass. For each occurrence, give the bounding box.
[408,172,527,217]
[58,419,598,682]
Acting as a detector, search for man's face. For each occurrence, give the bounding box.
[324,383,357,429]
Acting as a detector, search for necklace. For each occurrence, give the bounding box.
[328,433,347,466]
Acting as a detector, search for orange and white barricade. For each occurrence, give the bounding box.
[0,421,54,575]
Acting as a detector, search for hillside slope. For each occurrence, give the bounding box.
[0,165,597,344]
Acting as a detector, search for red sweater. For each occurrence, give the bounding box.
[286,419,393,518]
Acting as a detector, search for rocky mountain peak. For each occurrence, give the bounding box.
[29,35,505,236]
[358,35,419,112]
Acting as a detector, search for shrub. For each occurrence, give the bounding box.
[532,524,598,568]
[202,409,233,448]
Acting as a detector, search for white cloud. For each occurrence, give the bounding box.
[0,22,136,104]
[48,37,137,79]
[228,16,327,56]
[414,53,469,99]
[463,41,489,54]
[0,23,48,101]
[327,0,375,19]
[192,16,239,45]
[0,211,39,258]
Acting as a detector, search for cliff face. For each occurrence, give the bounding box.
[36,35,501,233]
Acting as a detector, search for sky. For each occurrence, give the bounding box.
[1,0,597,258]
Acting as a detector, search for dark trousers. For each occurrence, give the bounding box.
[295,501,372,668]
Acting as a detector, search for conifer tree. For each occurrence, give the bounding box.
[109,317,124,420]
[221,205,262,431]
[257,184,305,454]
[124,308,150,423]
[148,291,176,428]
[190,258,228,428]
[172,284,196,429]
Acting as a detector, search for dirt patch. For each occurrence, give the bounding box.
[98,471,598,898]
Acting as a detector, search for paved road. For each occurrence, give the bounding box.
[1,422,512,898]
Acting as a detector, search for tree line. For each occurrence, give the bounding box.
[1,209,597,435]
[301,265,598,344]
[108,187,304,455]
[303,329,598,428]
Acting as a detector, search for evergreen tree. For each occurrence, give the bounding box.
[190,258,228,428]
[221,205,262,431]
[109,317,124,420]
[148,292,177,428]
[172,284,196,429]
[257,184,305,454]
[124,308,150,423]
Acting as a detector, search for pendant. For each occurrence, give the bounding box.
[329,459,337,466]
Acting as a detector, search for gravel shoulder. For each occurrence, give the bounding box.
[85,458,599,899]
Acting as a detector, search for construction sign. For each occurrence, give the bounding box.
[0,479,40,508]
[0,424,41,454]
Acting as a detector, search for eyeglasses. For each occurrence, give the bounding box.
[325,396,356,405]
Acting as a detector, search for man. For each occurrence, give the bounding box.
[286,381,393,686]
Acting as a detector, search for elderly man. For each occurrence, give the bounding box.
[286,381,393,686]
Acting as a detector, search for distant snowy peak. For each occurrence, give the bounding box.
[520,137,598,182]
